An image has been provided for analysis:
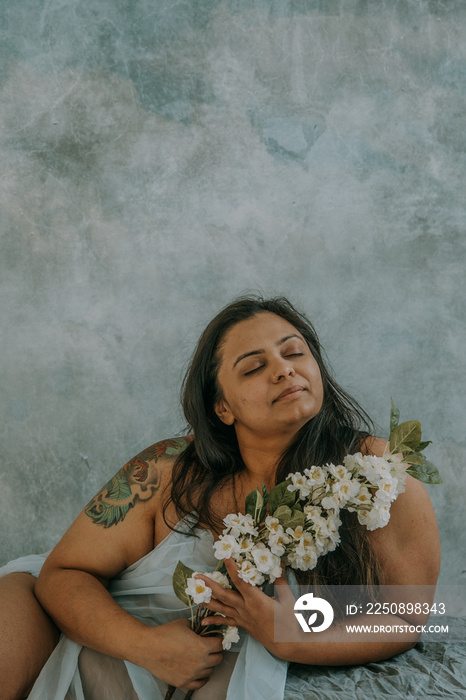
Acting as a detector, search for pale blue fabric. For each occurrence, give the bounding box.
[0,517,288,700]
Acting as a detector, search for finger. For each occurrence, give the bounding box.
[194,573,241,606]
[272,570,298,606]
[274,563,287,584]
[201,597,238,621]
[205,650,224,665]
[183,677,210,691]
[271,563,289,594]
[223,558,253,593]
[202,612,237,628]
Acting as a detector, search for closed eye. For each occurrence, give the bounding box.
[244,365,264,375]
[285,353,304,357]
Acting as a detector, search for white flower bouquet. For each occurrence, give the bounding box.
[167,402,441,698]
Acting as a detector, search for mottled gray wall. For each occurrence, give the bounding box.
[1,1,464,585]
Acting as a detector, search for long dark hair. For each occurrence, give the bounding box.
[163,295,381,596]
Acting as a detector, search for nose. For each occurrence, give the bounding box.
[271,360,295,382]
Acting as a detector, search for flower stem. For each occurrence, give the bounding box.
[164,684,176,700]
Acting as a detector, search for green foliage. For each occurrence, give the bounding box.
[390,420,422,454]
[286,509,306,530]
[273,504,292,525]
[268,479,295,514]
[390,397,400,434]
[172,561,195,605]
[407,457,443,484]
[389,401,442,485]
[245,484,268,523]
[271,503,305,530]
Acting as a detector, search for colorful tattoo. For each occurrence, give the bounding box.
[85,437,192,528]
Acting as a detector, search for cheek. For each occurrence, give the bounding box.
[232,384,264,410]
[311,366,324,402]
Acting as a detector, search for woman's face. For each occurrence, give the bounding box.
[214,312,324,443]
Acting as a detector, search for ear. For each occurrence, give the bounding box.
[214,398,235,426]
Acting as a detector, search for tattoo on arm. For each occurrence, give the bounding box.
[84,437,192,528]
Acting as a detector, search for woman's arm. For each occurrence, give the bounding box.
[35,438,223,690]
[196,438,441,665]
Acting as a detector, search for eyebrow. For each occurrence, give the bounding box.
[233,334,304,368]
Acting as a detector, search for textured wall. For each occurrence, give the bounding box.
[1,1,464,585]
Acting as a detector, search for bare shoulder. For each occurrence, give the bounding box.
[363,436,441,586]
[38,436,192,582]
[85,435,193,528]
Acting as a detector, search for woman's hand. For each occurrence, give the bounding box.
[195,559,297,656]
[139,618,224,691]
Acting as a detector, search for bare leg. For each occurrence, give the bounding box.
[77,647,139,699]
[192,651,238,700]
[0,573,60,700]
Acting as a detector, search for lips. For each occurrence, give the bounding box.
[273,385,305,402]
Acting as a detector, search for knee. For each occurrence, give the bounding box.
[0,572,59,698]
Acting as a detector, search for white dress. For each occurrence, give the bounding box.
[0,516,288,700]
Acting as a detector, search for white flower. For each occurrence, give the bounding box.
[203,571,232,589]
[222,513,258,538]
[251,544,281,575]
[349,486,372,506]
[331,476,360,505]
[290,548,318,571]
[265,516,283,534]
[328,463,349,481]
[294,531,315,557]
[222,626,240,650]
[287,472,312,499]
[268,530,290,556]
[286,524,304,540]
[237,559,265,586]
[375,478,398,503]
[321,493,340,510]
[237,536,254,555]
[303,504,324,522]
[239,513,259,536]
[222,513,243,537]
[325,513,341,549]
[185,575,212,604]
[213,535,240,560]
[304,465,326,486]
[268,562,283,583]
[357,503,391,531]
[386,454,408,483]
[343,452,364,472]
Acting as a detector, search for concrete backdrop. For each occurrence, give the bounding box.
[1,1,464,586]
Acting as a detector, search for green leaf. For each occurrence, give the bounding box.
[172,561,195,605]
[407,457,443,484]
[390,398,400,434]
[268,479,295,513]
[403,453,423,466]
[273,505,293,526]
[245,487,264,522]
[417,440,432,452]
[286,509,306,531]
[258,483,269,522]
[106,472,132,501]
[390,421,422,454]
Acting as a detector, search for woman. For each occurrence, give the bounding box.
[0,295,440,699]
